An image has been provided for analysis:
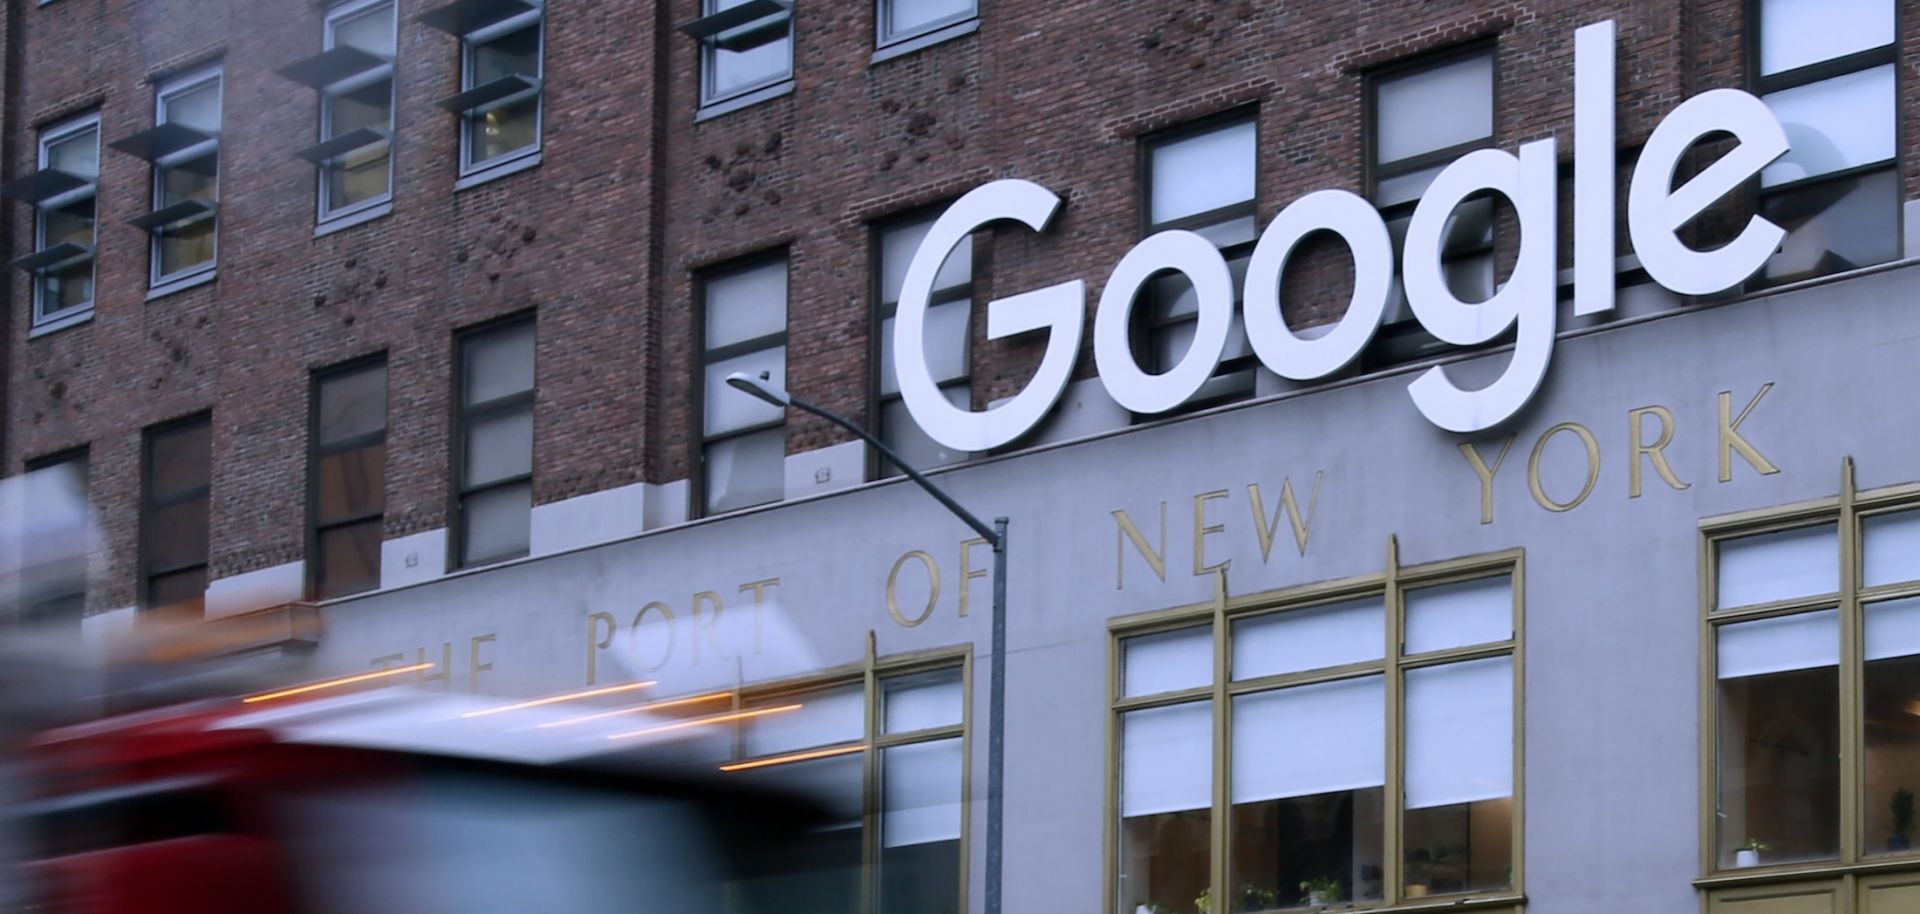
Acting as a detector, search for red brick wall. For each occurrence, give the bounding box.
[0,0,1901,610]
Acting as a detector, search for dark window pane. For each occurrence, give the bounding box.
[463,408,533,489]
[1761,168,1899,285]
[149,421,211,499]
[469,95,538,164]
[1402,798,1513,897]
[730,752,863,914]
[147,566,206,612]
[1232,788,1386,908]
[316,518,383,599]
[316,444,385,525]
[38,258,94,318]
[1863,598,1920,856]
[1716,655,1841,866]
[460,482,531,566]
[43,197,95,248]
[145,499,209,573]
[473,24,538,84]
[318,364,387,447]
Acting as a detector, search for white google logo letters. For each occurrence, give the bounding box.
[892,21,1791,448]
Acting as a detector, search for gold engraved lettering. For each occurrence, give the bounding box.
[632,601,676,673]
[586,612,616,685]
[959,538,989,618]
[469,634,497,692]
[887,550,940,627]
[1719,384,1780,483]
[1248,472,1322,561]
[1113,502,1168,589]
[691,592,726,664]
[1628,405,1690,497]
[737,579,779,655]
[417,643,451,688]
[1459,437,1517,525]
[1528,422,1602,513]
[371,652,405,671]
[1192,490,1231,576]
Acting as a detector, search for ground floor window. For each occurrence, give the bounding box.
[1113,547,1522,914]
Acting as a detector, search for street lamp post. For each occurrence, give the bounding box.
[725,371,1009,914]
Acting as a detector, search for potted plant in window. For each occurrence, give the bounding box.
[1734,838,1767,868]
[1890,787,1915,852]
[1298,877,1342,907]
[1404,845,1459,897]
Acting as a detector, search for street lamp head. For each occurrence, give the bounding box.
[726,371,791,408]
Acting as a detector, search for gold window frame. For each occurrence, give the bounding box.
[1105,539,1526,914]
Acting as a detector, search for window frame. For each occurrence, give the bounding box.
[308,354,389,600]
[869,207,975,481]
[874,0,976,52]
[1697,460,1920,896]
[1361,41,1500,366]
[692,252,789,518]
[450,315,537,570]
[315,0,399,226]
[723,647,973,914]
[695,0,795,111]
[455,4,545,179]
[1134,109,1261,415]
[1106,548,1527,914]
[140,412,212,613]
[1744,0,1902,288]
[30,112,102,330]
[148,65,224,291]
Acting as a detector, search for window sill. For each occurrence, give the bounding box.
[695,80,793,122]
[455,150,543,191]
[28,307,93,338]
[871,18,978,64]
[1695,854,1920,889]
[314,200,394,238]
[147,269,216,301]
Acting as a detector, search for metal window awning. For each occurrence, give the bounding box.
[437,74,541,112]
[10,243,92,274]
[295,127,391,165]
[277,46,390,89]
[108,122,218,162]
[128,199,217,233]
[418,0,539,35]
[0,169,90,204]
[679,0,791,48]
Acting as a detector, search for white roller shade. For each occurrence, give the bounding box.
[884,671,963,734]
[1863,510,1920,588]
[1866,598,1920,662]
[1405,657,1512,810]
[1121,701,1211,817]
[1717,525,1836,608]
[1717,609,1839,679]
[743,684,864,758]
[704,259,788,349]
[1232,598,1384,681]
[1232,675,1383,804]
[1758,0,1894,76]
[882,738,962,847]
[1403,577,1511,655]
[1150,120,1255,224]
[1123,627,1212,697]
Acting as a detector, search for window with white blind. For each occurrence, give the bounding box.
[1752,0,1899,285]
[310,357,387,598]
[1138,115,1258,411]
[698,256,788,516]
[1707,501,1920,875]
[1113,559,1520,914]
[877,0,975,50]
[874,212,972,477]
[1365,47,1495,366]
[723,661,967,914]
[454,319,535,569]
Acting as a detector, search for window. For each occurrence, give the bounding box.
[1704,480,1920,884]
[2,114,100,329]
[1139,115,1258,411]
[1366,48,1495,363]
[1753,0,1899,285]
[454,319,535,568]
[281,0,397,224]
[682,0,793,110]
[876,0,974,49]
[723,660,967,914]
[21,450,88,626]
[111,67,222,289]
[697,257,787,516]
[142,415,211,614]
[310,359,387,599]
[874,213,972,477]
[420,0,544,178]
[1113,557,1520,914]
